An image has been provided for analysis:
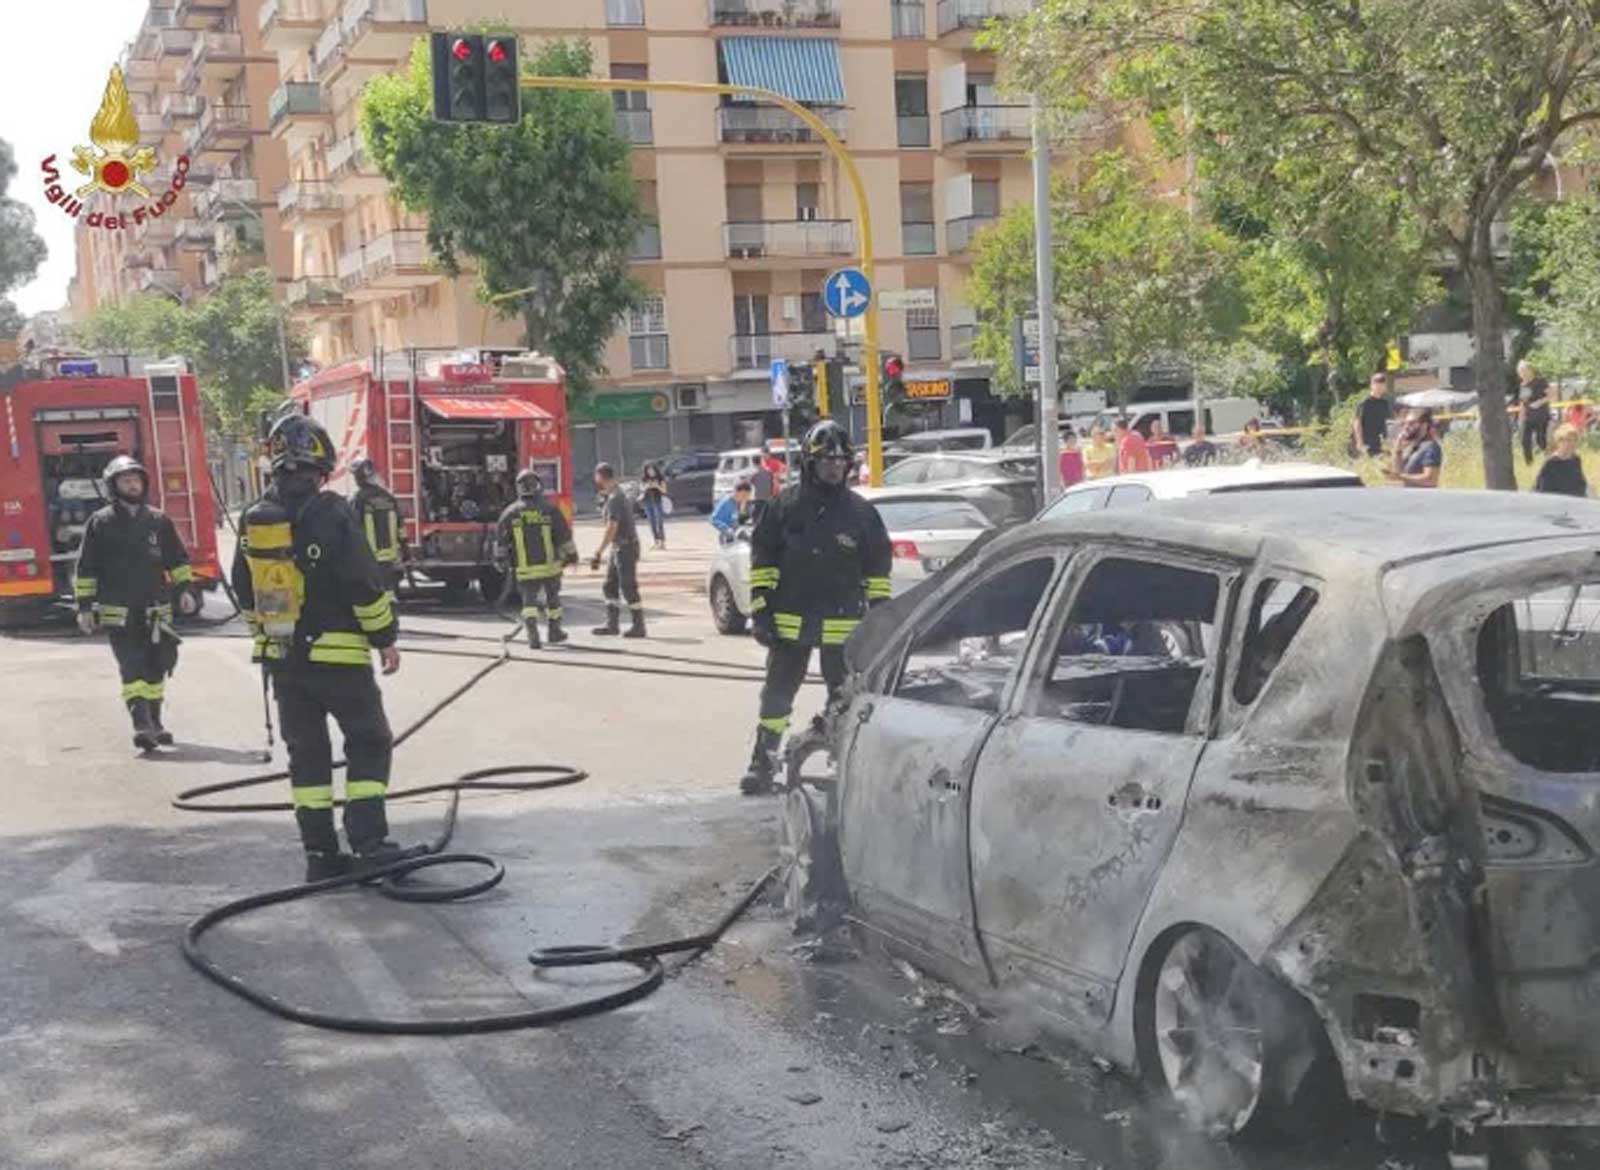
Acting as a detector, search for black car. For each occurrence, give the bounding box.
[878,451,1039,524]
[619,450,720,515]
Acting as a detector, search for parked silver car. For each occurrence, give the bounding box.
[784,488,1600,1144]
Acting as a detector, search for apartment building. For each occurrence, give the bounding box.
[78,0,1121,472]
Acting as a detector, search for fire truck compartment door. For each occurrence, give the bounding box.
[38,418,140,455]
[420,396,552,422]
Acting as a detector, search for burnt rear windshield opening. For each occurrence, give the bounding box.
[1477,586,1600,772]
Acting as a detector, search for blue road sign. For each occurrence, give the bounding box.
[822,267,871,320]
[770,358,790,408]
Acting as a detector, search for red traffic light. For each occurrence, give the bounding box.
[884,356,904,379]
[487,39,509,63]
[452,37,473,60]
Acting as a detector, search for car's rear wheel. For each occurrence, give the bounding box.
[779,783,845,933]
[710,575,746,635]
[1145,927,1343,1140]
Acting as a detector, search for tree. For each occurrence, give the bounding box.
[1517,193,1600,382]
[1003,0,1600,490]
[73,294,186,354]
[362,37,643,397]
[967,151,1241,403]
[0,137,47,336]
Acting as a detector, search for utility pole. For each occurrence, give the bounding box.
[1032,95,1061,500]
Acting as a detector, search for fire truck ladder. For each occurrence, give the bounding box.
[385,350,422,543]
[145,370,200,547]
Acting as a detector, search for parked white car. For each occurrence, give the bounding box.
[1040,460,1364,519]
[706,487,994,635]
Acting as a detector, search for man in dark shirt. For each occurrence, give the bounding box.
[589,462,645,637]
[1518,360,1553,465]
[1183,424,1219,467]
[1353,373,1392,458]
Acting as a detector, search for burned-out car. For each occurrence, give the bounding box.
[783,489,1600,1142]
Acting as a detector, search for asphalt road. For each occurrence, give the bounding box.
[0,522,1590,1169]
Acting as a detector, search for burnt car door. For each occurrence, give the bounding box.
[838,551,1064,974]
[968,549,1239,1030]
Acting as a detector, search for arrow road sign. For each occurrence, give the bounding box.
[823,267,871,320]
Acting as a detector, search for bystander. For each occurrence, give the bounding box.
[1534,424,1588,497]
[1147,421,1179,468]
[1352,373,1392,458]
[1385,408,1443,488]
[1113,417,1152,474]
[1518,360,1553,466]
[1059,428,1086,489]
[1184,425,1219,467]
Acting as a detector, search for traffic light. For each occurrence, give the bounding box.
[483,36,521,124]
[881,352,906,400]
[432,32,485,124]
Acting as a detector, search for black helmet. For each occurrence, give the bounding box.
[352,457,379,487]
[267,413,335,475]
[103,454,148,495]
[802,419,853,465]
[516,467,543,497]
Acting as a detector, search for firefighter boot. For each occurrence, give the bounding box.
[298,809,350,883]
[524,618,542,650]
[739,725,783,796]
[129,698,159,752]
[352,840,427,881]
[547,617,569,645]
[624,607,648,639]
[304,851,352,884]
[592,604,621,636]
[150,700,174,746]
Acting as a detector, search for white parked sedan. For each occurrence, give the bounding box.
[1040,460,1363,518]
[706,487,994,635]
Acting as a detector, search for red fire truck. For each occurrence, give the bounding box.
[290,348,573,599]
[0,356,222,625]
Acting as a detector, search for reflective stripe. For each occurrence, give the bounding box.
[74,577,97,598]
[346,780,387,801]
[521,606,545,620]
[292,785,335,810]
[353,592,395,633]
[100,605,129,628]
[169,564,194,584]
[749,567,780,589]
[374,546,399,564]
[750,594,768,613]
[516,563,562,581]
[773,612,803,642]
[248,521,293,551]
[120,681,141,701]
[308,630,371,665]
[863,576,891,600]
[363,511,400,563]
[120,680,165,701]
[821,617,859,646]
[548,607,562,620]
[759,715,790,734]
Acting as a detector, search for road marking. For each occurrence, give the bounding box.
[14,853,232,956]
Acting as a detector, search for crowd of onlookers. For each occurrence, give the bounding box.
[1054,413,1275,488]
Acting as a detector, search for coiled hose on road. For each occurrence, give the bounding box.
[174,622,779,1035]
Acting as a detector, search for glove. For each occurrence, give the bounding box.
[751,607,775,647]
[76,610,96,636]
[563,551,580,568]
[589,554,602,572]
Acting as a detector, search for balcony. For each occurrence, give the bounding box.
[730,331,836,370]
[173,0,227,28]
[716,104,848,147]
[709,0,840,28]
[215,221,267,277]
[629,335,670,371]
[269,82,331,151]
[946,213,997,255]
[177,219,216,252]
[260,0,325,51]
[935,0,1032,37]
[136,268,183,295]
[892,0,926,38]
[195,177,263,220]
[327,133,387,195]
[632,222,662,261]
[337,229,435,300]
[183,31,246,97]
[724,219,854,260]
[286,277,351,315]
[615,108,654,145]
[186,104,252,161]
[606,0,645,26]
[144,216,179,246]
[137,111,165,139]
[156,27,196,57]
[123,56,161,93]
[941,104,1031,149]
[278,180,344,222]
[339,0,428,59]
[160,92,205,128]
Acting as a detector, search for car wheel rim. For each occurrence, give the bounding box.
[713,580,733,624]
[779,788,814,920]
[176,586,200,617]
[1154,931,1266,1137]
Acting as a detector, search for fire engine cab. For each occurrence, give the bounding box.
[290,348,573,599]
[0,355,221,625]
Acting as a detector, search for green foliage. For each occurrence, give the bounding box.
[72,294,187,355]
[968,152,1240,403]
[0,137,47,335]
[362,37,643,397]
[1520,194,1600,383]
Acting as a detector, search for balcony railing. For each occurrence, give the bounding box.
[137,268,183,294]
[606,0,645,26]
[716,104,848,144]
[730,331,836,370]
[312,21,344,70]
[632,222,662,260]
[338,229,433,291]
[946,213,997,254]
[157,27,196,56]
[195,178,261,219]
[188,29,243,69]
[177,219,216,250]
[187,104,252,154]
[902,221,936,255]
[724,219,854,259]
[935,0,1032,35]
[896,114,930,147]
[941,104,1031,146]
[174,0,227,28]
[892,1,926,38]
[286,277,348,310]
[160,92,204,126]
[123,57,161,91]
[340,0,428,46]
[615,108,654,145]
[709,0,840,28]
[269,81,326,129]
[277,180,343,217]
[629,335,670,371]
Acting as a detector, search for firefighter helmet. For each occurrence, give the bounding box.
[351,457,379,487]
[102,454,148,496]
[801,419,853,465]
[516,467,543,497]
[267,413,336,475]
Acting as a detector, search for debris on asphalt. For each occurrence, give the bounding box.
[784,1091,822,1106]
[658,1123,706,1143]
[875,1118,912,1134]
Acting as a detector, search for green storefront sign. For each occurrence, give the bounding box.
[572,390,672,422]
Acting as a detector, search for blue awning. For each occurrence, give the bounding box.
[718,37,846,105]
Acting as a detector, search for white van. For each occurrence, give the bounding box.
[1096,396,1264,440]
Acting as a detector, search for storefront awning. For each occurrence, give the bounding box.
[421,396,552,422]
[718,37,847,105]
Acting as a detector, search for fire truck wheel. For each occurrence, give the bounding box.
[176,585,203,618]
[477,567,506,605]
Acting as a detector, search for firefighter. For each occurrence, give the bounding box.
[495,467,577,648]
[73,454,193,751]
[588,462,647,638]
[350,458,404,589]
[232,414,408,882]
[739,420,891,795]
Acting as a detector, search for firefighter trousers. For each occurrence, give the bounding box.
[517,576,563,623]
[756,641,847,738]
[109,622,177,722]
[272,667,393,855]
[602,545,642,613]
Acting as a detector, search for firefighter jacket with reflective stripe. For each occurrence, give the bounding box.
[353,483,403,564]
[73,501,192,625]
[231,489,397,668]
[749,482,892,647]
[495,497,575,581]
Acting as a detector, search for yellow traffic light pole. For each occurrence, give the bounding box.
[516,75,885,485]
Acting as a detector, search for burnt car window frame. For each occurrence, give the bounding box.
[1016,544,1242,738]
[1230,574,1323,709]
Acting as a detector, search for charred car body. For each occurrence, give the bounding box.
[787,489,1600,1141]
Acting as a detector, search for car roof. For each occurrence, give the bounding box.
[855,485,993,509]
[1060,461,1361,500]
